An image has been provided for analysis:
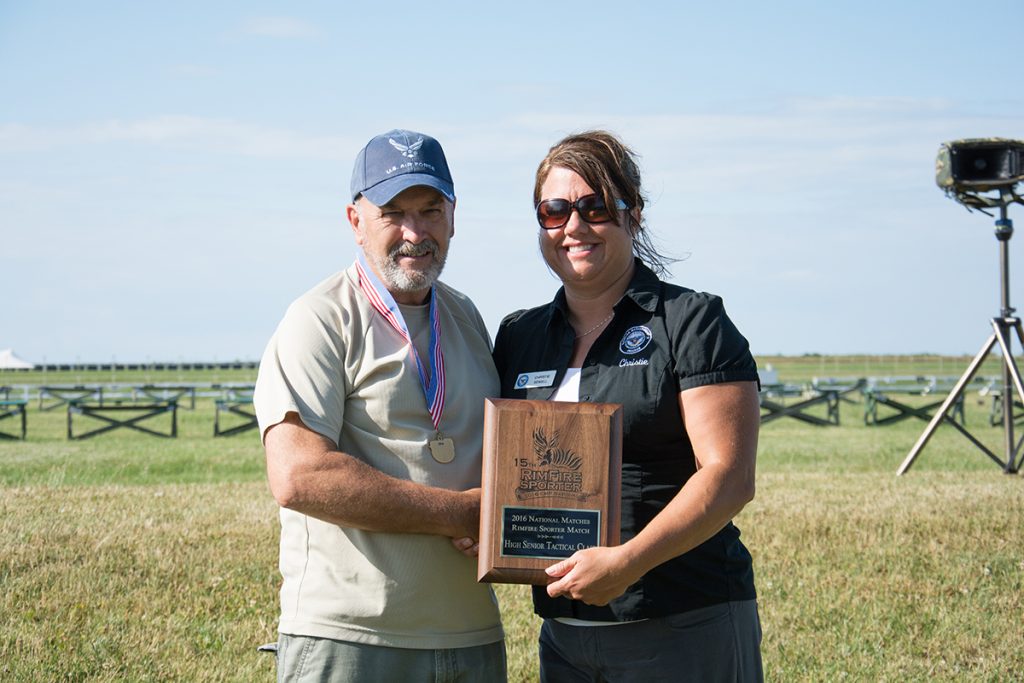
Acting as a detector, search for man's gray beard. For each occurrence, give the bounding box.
[371,239,446,294]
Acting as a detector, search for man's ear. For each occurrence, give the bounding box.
[346,202,364,246]
[449,198,456,238]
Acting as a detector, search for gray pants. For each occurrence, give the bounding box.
[539,600,763,683]
[275,634,507,683]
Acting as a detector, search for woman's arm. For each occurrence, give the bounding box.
[544,380,760,605]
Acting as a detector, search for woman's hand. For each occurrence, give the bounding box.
[544,545,640,606]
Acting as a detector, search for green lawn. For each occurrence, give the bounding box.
[2,365,1023,681]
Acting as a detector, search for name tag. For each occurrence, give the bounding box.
[514,370,557,389]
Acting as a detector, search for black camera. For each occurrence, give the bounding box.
[936,138,1024,193]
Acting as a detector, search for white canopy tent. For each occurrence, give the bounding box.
[0,349,34,369]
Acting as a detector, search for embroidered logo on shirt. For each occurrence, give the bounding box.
[515,370,557,389]
[619,326,653,355]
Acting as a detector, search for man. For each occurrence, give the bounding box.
[254,129,505,682]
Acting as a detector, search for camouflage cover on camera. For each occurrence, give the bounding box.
[936,137,1024,191]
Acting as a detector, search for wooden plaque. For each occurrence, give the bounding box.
[478,398,622,585]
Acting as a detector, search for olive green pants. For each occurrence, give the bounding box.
[275,634,507,683]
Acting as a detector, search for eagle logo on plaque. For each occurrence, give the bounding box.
[514,428,589,502]
[532,429,583,470]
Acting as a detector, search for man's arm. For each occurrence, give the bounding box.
[265,412,480,539]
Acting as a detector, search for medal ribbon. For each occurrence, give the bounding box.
[354,254,445,429]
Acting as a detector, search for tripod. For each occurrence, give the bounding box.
[898,200,1024,475]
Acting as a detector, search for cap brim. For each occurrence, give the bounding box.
[359,174,455,206]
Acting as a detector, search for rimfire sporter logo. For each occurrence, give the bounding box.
[514,428,590,501]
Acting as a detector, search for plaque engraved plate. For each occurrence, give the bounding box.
[500,506,600,559]
[478,398,622,585]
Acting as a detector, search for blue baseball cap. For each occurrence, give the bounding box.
[350,129,455,205]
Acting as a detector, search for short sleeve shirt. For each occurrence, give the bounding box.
[493,260,759,621]
[254,264,503,649]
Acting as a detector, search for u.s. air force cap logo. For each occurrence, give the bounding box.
[619,326,653,355]
[388,135,424,159]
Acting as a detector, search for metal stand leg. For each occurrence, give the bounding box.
[897,319,1024,474]
[898,206,1024,475]
[993,319,1024,472]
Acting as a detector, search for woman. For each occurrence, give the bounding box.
[492,131,763,682]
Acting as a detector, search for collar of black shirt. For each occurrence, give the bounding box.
[548,258,661,333]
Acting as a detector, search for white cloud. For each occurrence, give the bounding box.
[167,64,219,78]
[0,117,356,159]
[4,97,1018,171]
[786,96,954,115]
[239,16,322,39]
[498,99,1024,203]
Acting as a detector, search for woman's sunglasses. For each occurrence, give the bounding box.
[535,194,629,230]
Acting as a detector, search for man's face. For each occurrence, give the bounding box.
[347,186,455,305]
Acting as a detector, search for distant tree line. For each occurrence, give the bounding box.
[3,361,259,372]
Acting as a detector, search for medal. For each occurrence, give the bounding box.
[356,255,445,428]
[356,255,452,465]
[429,434,455,463]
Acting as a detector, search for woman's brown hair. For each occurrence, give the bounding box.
[534,130,674,276]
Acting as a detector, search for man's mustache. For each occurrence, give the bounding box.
[390,240,439,258]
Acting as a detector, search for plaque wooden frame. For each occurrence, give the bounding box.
[478,398,622,585]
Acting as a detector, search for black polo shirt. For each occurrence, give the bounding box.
[492,260,759,621]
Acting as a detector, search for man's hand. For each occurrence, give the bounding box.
[450,536,479,558]
[450,487,482,541]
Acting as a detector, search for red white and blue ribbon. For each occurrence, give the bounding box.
[355,254,446,429]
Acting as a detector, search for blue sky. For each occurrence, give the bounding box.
[2,1,1023,362]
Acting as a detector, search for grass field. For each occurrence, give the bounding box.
[2,361,1024,681]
